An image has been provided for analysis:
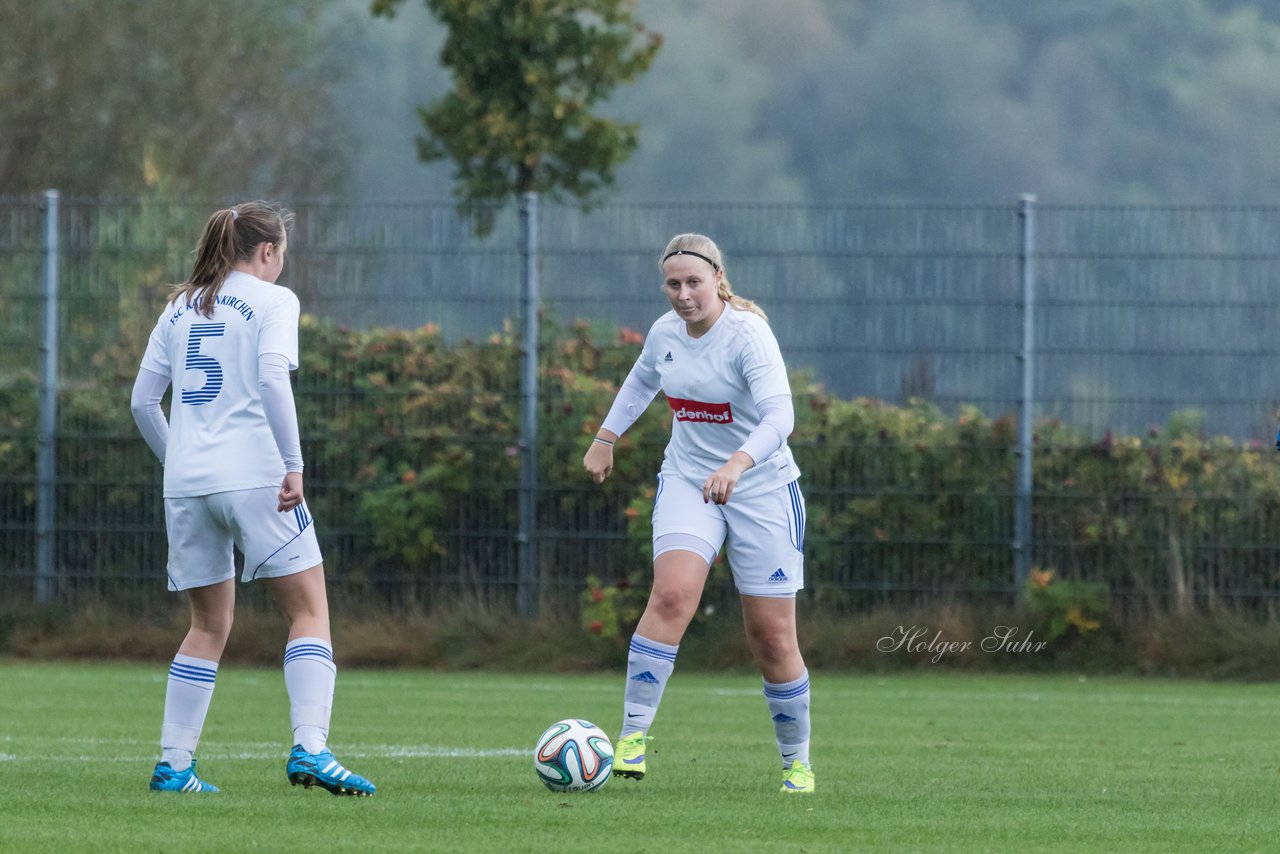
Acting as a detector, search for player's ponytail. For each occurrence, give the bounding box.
[171,201,295,318]
[659,233,767,321]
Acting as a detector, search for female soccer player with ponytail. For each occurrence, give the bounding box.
[583,233,814,794]
[131,201,375,796]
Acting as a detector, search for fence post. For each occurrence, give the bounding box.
[516,191,540,618]
[1013,194,1037,595]
[36,189,60,604]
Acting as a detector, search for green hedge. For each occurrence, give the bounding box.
[3,315,1280,615]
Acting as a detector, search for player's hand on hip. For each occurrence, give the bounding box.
[583,442,614,484]
[703,452,755,505]
[278,471,305,512]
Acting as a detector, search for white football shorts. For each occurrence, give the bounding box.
[651,473,806,597]
[163,486,323,591]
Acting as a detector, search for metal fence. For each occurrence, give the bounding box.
[4,195,1280,613]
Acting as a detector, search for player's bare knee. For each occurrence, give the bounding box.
[646,587,698,626]
[747,629,796,669]
[190,614,233,646]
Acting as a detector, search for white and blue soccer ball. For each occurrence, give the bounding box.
[534,719,614,793]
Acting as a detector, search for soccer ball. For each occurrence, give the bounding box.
[534,719,614,792]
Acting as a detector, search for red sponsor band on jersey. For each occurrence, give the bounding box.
[667,396,734,424]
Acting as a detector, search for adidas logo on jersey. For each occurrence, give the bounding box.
[664,351,673,362]
[767,568,788,583]
[631,671,660,684]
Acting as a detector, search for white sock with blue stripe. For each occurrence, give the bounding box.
[284,637,337,754]
[160,653,218,772]
[621,634,678,738]
[763,670,811,769]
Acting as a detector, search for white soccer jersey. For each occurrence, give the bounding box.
[139,271,300,498]
[633,304,801,498]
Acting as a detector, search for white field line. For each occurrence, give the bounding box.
[0,739,526,763]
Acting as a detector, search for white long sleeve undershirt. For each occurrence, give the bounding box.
[736,394,794,465]
[130,368,170,462]
[600,366,662,437]
[257,352,304,473]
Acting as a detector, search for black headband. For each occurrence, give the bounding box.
[662,249,721,271]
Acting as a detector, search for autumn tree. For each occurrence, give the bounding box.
[371,0,661,232]
[0,0,351,197]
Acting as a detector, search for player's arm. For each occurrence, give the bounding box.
[704,327,796,504]
[737,394,794,467]
[259,352,305,511]
[130,367,171,463]
[703,396,793,505]
[584,364,660,484]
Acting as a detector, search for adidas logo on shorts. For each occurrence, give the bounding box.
[768,568,788,583]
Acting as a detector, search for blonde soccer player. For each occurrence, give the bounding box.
[131,201,374,796]
[583,233,813,794]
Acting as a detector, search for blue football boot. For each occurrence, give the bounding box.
[286,745,376,797]
[150,760,219,793]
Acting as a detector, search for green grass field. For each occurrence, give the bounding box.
[1,662,1278,852]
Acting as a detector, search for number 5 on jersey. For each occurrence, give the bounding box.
[182,322,226,405]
